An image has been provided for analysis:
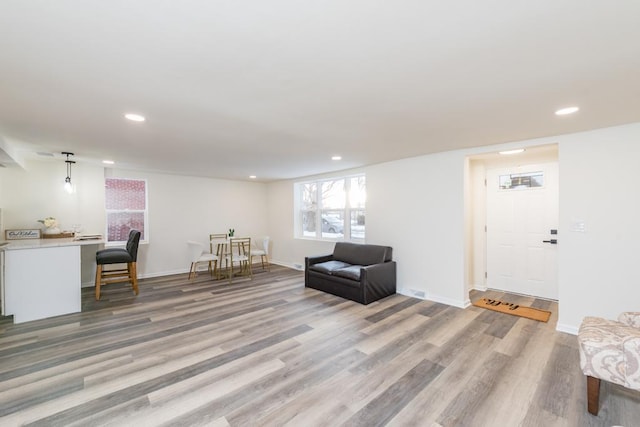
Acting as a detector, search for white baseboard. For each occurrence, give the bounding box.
[397,288,424,299]
[428,293,469,309]
[142,269,188,279]
[82,262,305,288]
[556,323,579,335]
[82,268,190,288]
[397,288,468,309]
[269,260,305,271]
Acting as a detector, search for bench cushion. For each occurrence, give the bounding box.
[96,248,133,265]
[579,316,640,390]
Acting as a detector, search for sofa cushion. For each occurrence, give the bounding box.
[333,242,392,266]
[332,265,363,281]
[309,260,351,274]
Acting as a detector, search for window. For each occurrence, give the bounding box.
[499,171,543,190]
[105,178,148,243]
[295,174,365,241]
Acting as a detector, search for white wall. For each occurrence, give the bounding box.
[267,122,640,332]
[0,159,106,285]
[0,160,269,284]
[0,159,105,234]
[266,153,469,307]
[557,123,640,333]
[4,123,640,332]
[366,152,467,306]
[106,168,268,278]
[266,170,366,270]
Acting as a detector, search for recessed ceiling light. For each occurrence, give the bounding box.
[499,148,526,155]
[249,175,256,179]
[332,156,342,161]
[124,113,145,122]
[555,106,579,116]
[102,160,114,165]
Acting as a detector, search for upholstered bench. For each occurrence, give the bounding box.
[578,312,640,415]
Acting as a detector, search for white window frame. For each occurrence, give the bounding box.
[294,174,365,242]
[104,177,149,246]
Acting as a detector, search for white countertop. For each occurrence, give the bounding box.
[1,237,105,250]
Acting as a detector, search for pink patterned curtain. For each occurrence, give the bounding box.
[105,178,146,242]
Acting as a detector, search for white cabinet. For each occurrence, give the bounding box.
[1,238,103,323]
[4,245,81,323]
[1,250,5,316]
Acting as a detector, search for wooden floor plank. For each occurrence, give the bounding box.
[0,266,638,426]
[345,358,445,427]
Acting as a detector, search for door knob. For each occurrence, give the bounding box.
[542,239,557,244]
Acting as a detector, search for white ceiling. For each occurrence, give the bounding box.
[1,1,639,181]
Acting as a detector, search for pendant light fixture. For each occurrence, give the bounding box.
[62,152,75,194]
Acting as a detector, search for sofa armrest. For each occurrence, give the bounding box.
[304,254,334,289]
[362,261,396,283]
[305,254,334,268]
[361,261,396,303]
[618,312,640,329]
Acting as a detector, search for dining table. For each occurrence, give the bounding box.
[209,237,252,282]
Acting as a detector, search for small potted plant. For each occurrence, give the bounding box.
[228,228,235,237]
[38,217,60,235]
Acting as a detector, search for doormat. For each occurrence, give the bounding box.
[472,298,552,322]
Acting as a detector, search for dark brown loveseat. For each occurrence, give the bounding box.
[305,242,396,304]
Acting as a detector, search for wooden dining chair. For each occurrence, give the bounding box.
[209,233,228,279]
[209,233,227,253]
[224,237,252,283]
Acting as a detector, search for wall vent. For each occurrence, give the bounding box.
[410,289,425,298]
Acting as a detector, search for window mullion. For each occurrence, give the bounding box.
[316,183,322,238]
[344,178,350,240]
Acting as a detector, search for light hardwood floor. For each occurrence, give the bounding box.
[0,265,638,426]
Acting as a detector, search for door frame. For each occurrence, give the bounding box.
[465,144,559,297]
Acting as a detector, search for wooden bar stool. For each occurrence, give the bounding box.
[95,229,141,300]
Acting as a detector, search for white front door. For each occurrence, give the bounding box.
[486,163,559,299]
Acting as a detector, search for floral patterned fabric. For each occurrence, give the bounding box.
[618,312,640,329]
[578,314,640,390]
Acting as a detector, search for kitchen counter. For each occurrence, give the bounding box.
[1,237,104,323]
[2,236,104,250]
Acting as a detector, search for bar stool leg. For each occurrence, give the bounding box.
[130,262,139,295]
[95,264,103,300]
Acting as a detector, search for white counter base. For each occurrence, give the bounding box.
[4,245,81,323]
[1,237,104,324]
